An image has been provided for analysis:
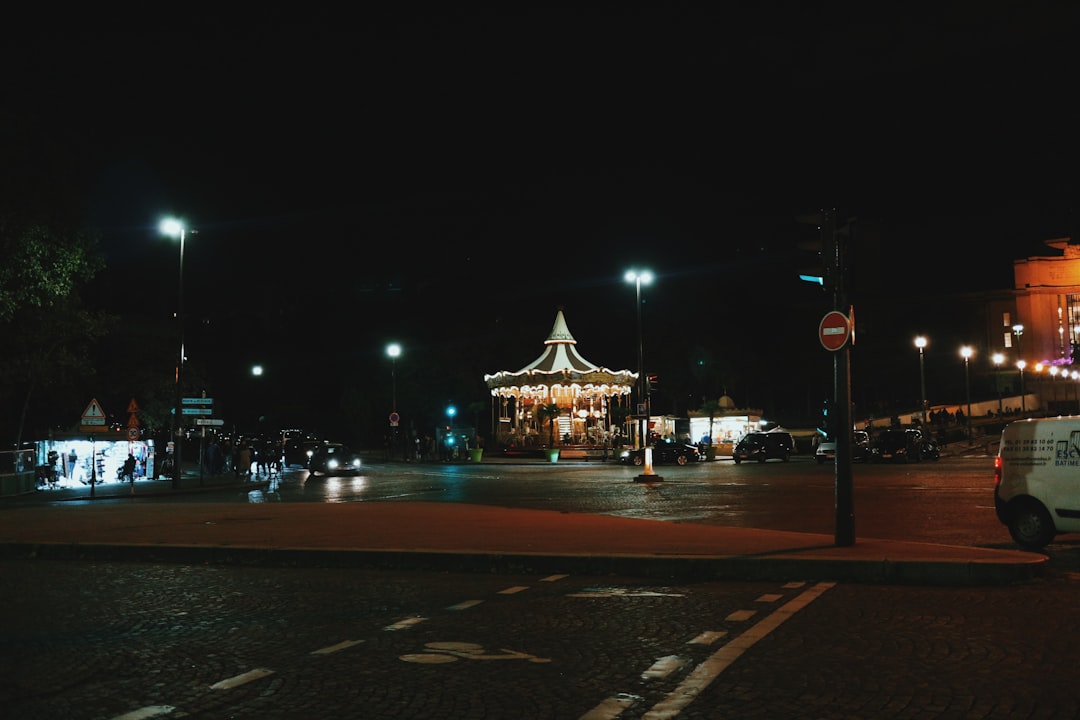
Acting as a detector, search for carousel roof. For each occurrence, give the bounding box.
[484,309,637,391]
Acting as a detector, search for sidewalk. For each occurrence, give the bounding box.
[0,468,1047,587]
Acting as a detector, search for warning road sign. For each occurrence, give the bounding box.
[81,398,106,425]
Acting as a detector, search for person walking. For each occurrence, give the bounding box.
[122,453,137,493]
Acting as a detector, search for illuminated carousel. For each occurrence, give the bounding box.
[484,309,638,451]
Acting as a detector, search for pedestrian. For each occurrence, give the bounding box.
[239,444,252,478]
[122,452,137,492]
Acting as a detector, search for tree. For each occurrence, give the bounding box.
[698,397,721,445]
[536,402,560,448]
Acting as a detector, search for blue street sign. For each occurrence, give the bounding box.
[182,397,214,405]
[181,408,213,415]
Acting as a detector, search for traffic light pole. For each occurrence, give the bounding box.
[827,210,855,547]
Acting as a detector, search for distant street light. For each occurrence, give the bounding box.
[624,269,653,451]
[387,343,402,460]
[992,352,1005,415]
[960,346,973,444]
[159,217,188,490]
[386,343,401,412]
[915,336,928,424]
[1050,364,1059,408]
[1017,359,1027,414]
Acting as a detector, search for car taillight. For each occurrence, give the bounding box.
[993,455,1003,488]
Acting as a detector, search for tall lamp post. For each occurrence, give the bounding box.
[159,217,188,489]
[914,335,928,425]
[386,343,402,459]
[624,269,653,450]
[992,352,1004,415]
[1017,359,1027,414]
[960,346,973,444]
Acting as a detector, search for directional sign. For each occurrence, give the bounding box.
[182,397,214,405]
[819,310,851,351]
[181,407,214,415]
[196,418,225,426]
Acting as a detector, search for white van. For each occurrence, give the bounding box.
[995,417,1080,550]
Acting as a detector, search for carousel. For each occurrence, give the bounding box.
[484,309,639,451]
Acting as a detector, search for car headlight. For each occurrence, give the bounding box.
[327,458,340,470]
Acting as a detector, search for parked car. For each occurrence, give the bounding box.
[307,443,363,476]
[732,431,795,464]
[619,442,703,466]
[871,428,939,463]
[815,430,871,464]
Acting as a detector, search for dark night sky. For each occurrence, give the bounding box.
[6,6,1080,438]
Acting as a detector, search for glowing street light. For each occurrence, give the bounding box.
[914,336,928,424]
[386,343,402,413]
[624,269,653,451]
[1017,359,1027,414]
[992,352,1005,415]
[960,346,973,444]
[159,217,189,489]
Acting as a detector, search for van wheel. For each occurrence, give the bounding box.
[1008,500,1055,551]
[757,455,767,464]
[733,458,742,465]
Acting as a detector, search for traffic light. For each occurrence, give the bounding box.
[647,374,659,392]
[795,209,854,298]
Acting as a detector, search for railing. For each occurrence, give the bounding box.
[0,448,38,497]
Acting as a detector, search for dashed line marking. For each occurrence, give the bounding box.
[109,706,175,720]
[447,600,484,610]
[310,639,364,655]
[687,631,727,645]
[641,655,689,680]
[579,693,641,719]
[541,574,569,582]
[209,668,275,690]
[725,609,757,621]
[384,617,427,630]
[498,585,529,594]
[639,582,836,719]
[756,593,783,603]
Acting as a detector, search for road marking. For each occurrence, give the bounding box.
[641,655,689,680]
[687,631,727,645]
[498,585,529,594]
[448,600,484,610]
[541,574,569,582]
[400,641,551,664]
[579,693,641,719]
[310,639,364,655]
[384,617,427,630]
[209,668,275,690]
[110,706,175,720]
[756,593,783,603]
[638,582,835,719]
[568,588,685,598]
[725,609,756,621]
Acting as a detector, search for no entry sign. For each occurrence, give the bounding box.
[819,310,851,351]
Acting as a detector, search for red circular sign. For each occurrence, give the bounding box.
[127,426,140,441]
[819,311,850,351]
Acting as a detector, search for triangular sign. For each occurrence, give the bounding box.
[127,398,140,413]
[82,398,106,419]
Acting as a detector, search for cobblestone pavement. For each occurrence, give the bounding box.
[2,558,1078,719]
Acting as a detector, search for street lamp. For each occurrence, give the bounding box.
[914,336,928,424]
[386,343,402,459]
[159,217,188,489]
[960,346,973,444]
[992,352,1004,415]
[386,343,401,413]
[1017,359,1027,414]
[624,269,653,451]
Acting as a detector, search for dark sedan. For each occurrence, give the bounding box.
[619,442,703,466]
[870,428,940,463]
[307,443,363,476]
